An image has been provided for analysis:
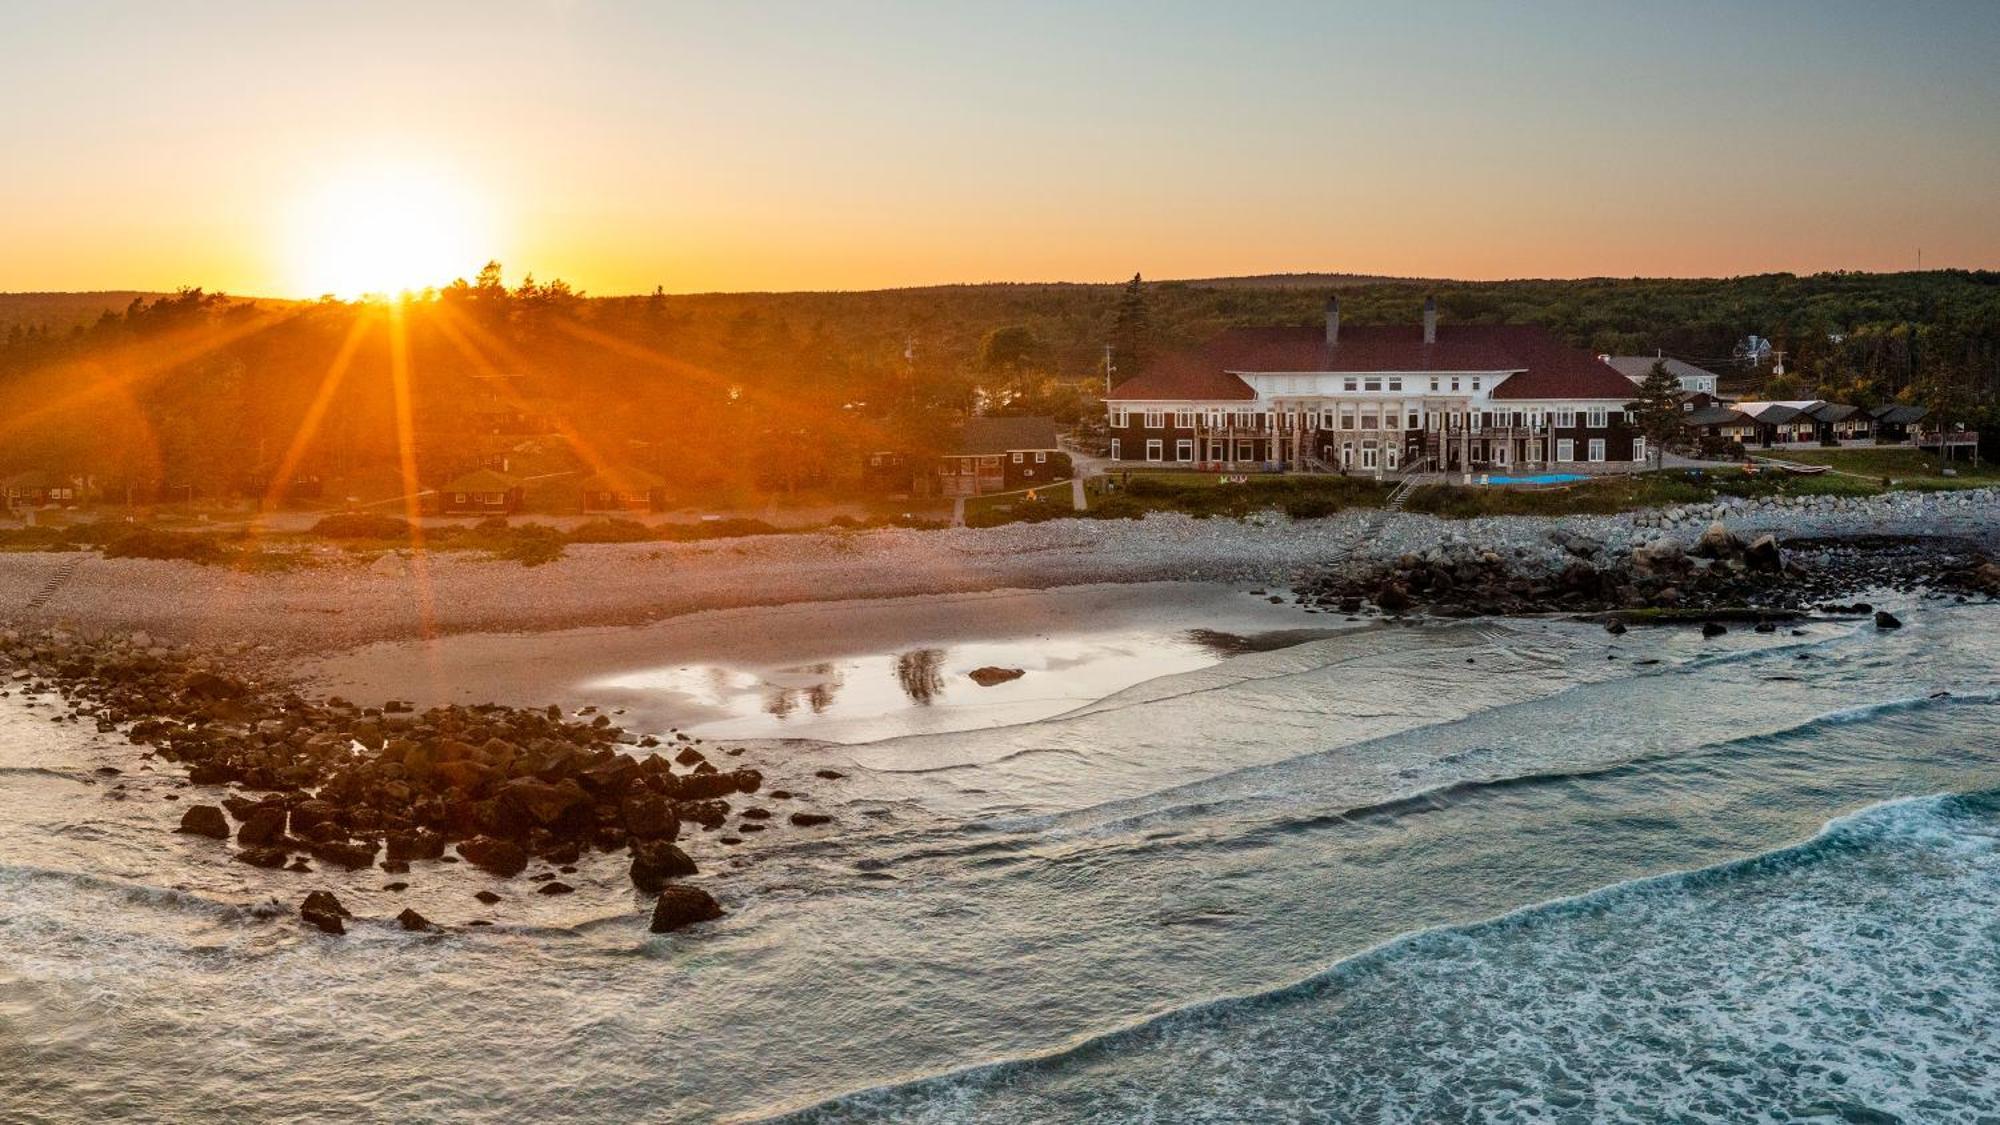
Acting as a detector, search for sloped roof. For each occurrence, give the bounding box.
[1686,405,1754,427]
[1803,402,1860,423]
[1109,324,1636,402]
[1735,401,1819,424]
[954,416,1061,455]
[440,468,522,493]
[1868,404,1928,425]
[1,470,67,490]
[579,466,667,492]
[1605,356,1724,385]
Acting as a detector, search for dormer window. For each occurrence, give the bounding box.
[1364,377,1381,392]
[1343,377,1358,392]
[1429,377,1440,392]
[1387,378,1403,391]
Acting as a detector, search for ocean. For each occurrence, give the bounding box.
[2,591,1995,1122]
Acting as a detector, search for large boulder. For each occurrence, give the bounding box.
[649,885,724,934]
[457,835,528,877]
[1874,610,1902,630]
[494,777,592,835]
[176,804,230,839]
[237,806,288,847]
[309,839,380,870]
[622,792,680,841]
[385,828,446,863]
[1693,521,1744,561]
[1744,534,1783,573]
[629,840,698,892]
[299,890,347,936]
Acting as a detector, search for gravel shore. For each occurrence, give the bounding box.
[2,487,1995,656]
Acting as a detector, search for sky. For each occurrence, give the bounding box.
[2,0,1996,297]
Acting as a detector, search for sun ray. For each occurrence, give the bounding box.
[386,300,439,650]
[251,315,374,530]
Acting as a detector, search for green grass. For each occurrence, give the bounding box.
[1767,447,1997,487]
[1080,473,1393,522]
[1402,466,1893,519]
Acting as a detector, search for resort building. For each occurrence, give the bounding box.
[1605,354,1724,396]
[1104,298,1646,474]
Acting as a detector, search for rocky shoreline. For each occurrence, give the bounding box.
[1300,523,2000,625]
[0,627,840,937]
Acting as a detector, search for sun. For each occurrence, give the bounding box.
[288,164,490,299]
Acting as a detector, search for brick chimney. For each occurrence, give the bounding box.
[1422,296,1437,345]
[1324,296,1340,347]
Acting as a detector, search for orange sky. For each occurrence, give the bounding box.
[3,2,1996,297]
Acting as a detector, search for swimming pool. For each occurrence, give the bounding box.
[1480,473,1589,486]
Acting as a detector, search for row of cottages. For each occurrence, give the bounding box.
[1682,400,1933,449]
[431,465,671,515]
[1,470,86,510]
[934,417,1072,497]
[1104,298,1648,474]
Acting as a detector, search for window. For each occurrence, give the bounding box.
[1556,439,1575,462]
[1588,439,1606,462]
[1174,410,1196,428]
[1364,378,1381,392]
[1143,410,1165,429]
[1035,451,1047,463]
[1145,439,1164,462]
[1110,409,1129,428]
[1360,410,1379,430]
[1471,379,1482,392]
[1385,411,1400,430]
[1622,410,1637,424]
[1407,411,1420,429]
[1451,378,1462,392]
[1110,439,1122,460]
[1632,437,1647,463]
[1555,409,1576,428]
[1340,406,1356,430]
[1387,378,1403,391]
[1011,452,1024,463]
[1429,377,1440,392]
[1343,377,1358,392]
[1234,411,1254,429]
[979,455,1001,468]
[1176,439,1194,462]
[1587,408,1608,428]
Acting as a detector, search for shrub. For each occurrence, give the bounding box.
[567,518,655,543]
[103,530,227,563]
[311,513,411,539]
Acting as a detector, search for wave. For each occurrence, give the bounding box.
[0,860,282,923]
[760,787,2000,1122]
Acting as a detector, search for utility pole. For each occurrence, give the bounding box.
[1103,343,1115,396]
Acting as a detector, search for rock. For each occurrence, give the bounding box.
[648,885,724,934]
[236,806,288,847]
[536,881,574,895]
[456,835,528,877]
[1744,535,1783,573]
[967,666,1025,687]
[630,840,698,892]
[1874,611,1902,630]
[474,890,503,904]
[301,890,351,918]
[1701,622,1728,638]
[395,907,432,931]
[789,812,834,828]
[385,828,445,863]
[621,792,680,841]
[813,769,846,781]
[1374,582,1413,613]
[1603,622,1627,636]
[299,890,347,935]
[176,804,230,839]
[1754,620,1777,634]
[309,839,379,870]
[1694,522,1744,560]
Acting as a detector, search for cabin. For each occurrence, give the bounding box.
[1868,404,1929,443]
[0,470,81,510]
[1801,402,1870,443]
[860,450,917,494]
[1105,298,1647,474]
[580,467,668,513]
[1606,355,1724,397]
[437,468,525,516]
[936,417,1070,497]
[1733,402,1818,447]
[1684,405,1760,451]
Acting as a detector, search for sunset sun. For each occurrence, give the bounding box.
[289,165,489,298]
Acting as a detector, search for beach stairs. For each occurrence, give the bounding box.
[1385,475,1423,512]
[25,554,85,613]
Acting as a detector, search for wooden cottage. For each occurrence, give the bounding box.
[1,470,82,510]
[437,468,524,516]
[580,467,668,513]
[936,417,1071,498]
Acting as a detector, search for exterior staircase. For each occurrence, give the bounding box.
[26,554,84,612]
[1385,474,1423,512]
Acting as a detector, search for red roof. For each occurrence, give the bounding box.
[1108,324,1636,402]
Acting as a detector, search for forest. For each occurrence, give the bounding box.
[1,267,1996,507]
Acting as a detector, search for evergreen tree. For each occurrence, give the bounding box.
[1629,361,1686,468]
[1109,273,1151,383]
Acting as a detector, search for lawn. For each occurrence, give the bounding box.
[1764,446,1997,488]
[1401,466,1887,519]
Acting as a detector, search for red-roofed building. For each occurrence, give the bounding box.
[1105,298,1646,474]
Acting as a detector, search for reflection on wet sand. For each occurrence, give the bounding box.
[895,648,946,705]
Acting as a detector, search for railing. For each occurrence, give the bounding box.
[1915,428,1980,446]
